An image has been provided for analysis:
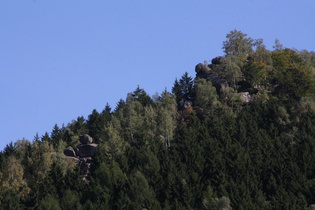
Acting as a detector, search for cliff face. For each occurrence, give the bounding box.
[64,134,97,183]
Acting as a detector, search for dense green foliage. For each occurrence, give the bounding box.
[1,30,315,209]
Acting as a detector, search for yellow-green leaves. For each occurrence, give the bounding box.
[1,156,30,202]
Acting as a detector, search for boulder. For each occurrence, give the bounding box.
[211,56,225,65]
[207,74,229,91]
[195,63,212,79]
[240,92,252,103]
[76,144,97,158]
[79,134,93,144]
[64,146,76,157]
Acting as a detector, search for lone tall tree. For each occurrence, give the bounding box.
[223,29,254,60]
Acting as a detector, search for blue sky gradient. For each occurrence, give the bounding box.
[1,0,314,151]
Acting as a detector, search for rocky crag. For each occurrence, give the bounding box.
[195,56,252,104]
[64,134,97,183]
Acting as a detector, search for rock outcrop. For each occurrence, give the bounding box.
[195,59,229,92]
[207,74,229,91]
[195,57,253,104]
[79,134,93,144]
[64,134,97,183]
[240,92,252,104]
[76,143,97,158]
[211,56,225,65]
[64,146,76,157]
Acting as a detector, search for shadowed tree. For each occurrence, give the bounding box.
[172,72,194,106]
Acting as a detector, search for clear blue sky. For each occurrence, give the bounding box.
[1,0,314,151]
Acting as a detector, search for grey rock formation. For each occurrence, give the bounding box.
[64,146,76,157]
[207,74,229,91]
[240,92,252,104]
[79,134,93,144]
[211,56,225,65]
[195,57,229,92]
[63,134,97,183]
[195,63,211,78]
[76,144,97,158]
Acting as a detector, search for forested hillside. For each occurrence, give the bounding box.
[1,30,315,209]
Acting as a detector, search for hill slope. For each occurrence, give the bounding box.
[1,30,315,209]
